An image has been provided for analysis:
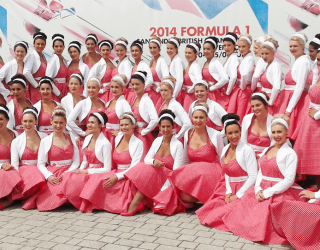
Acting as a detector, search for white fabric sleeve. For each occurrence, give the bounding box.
[0,62,9,82]
[225,174,232,194]
[160,58,169,78]
[182,131,190,166]
[141,100,158,136]
[215,132,224,159]
[123,60,133,84]
[269,66,282,106]
[144,140,157,165]
[172,60,184,98]
[226,57,239,95]
[37,140,54,180]
[175,104,192,140]
[315,190,320,200]
[79,151,88,169]
[10,139,20,171]
[209,61,228,91]
[188,63,203,93]
[240,60,255,90]
[143,64,154,89]
[313,110,320,120]
[45,57,61,97]
[254,169,263,194]
[65,136,80,173]
[88,142,112,174]
[23,54,39,88]
[66,101,86,138]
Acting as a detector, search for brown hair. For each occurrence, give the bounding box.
[51,106,67,121]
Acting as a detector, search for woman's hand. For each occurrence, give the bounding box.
[256,154,260,160]
[153,159,164,168]
[103,175,118,187]
[256,190,264,202]
[76,138,81,146]
[309,107,317,119]
[284,111,290,118]
[225,193,232,203]
[2,164,13,171]
[76,169,88,174]
[47,175,62,185]
[299,190,315,199]
[111,130,119,136]
[228,195,238,203]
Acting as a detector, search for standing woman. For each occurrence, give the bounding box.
[156,76,192,142]
[274,33,311,137]
[223,116,305,244]
[82,34,101,69]
[35,106,80,211]
[179,42,202,112]
[81,112,143,214]
[7,75,33,134]
[10,108,47,210]
[154,103,224,215]
[86,40,116,101]
[202,36,229,110]
[34,77,61,135]
[124,110,183,215]
[45,34,68,99]
[188,80,227,131]
[112,38,132,82]
[0,105,20,210]
[252,36,268,92]
[241,92,273,156]
[147,37,169,105]
[130,71,158,158]
[196,114,257,230]
[252,39,282,115]
[309,34,320,86]
[228,34,255,122]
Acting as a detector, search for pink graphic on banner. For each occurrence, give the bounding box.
[165,0,202,18]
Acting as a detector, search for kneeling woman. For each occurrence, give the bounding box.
[59,112,112,212]
[35,107,80,211]
[11,108,47,210]
[153,103,224,215]
[81,112,143,213]
[123,110,183,216]
[196,114,257,230]
[222,116,305,244]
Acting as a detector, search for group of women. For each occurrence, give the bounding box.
[0,31,319,250]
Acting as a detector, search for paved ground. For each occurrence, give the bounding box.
[0,203,294,250]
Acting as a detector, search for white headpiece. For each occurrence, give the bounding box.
[255,36,266,44]
[293,33,306,44]
[239,36,252,45]
[150,39,161,47]
[224,34,237,44]
[86,35,98,43]
[0,107,8,116]
[312,37,320,45]
[192,105,208,114]
[13,78,27,87]
[52,35,64,43]
[23,108,38,118]
[115,41,127,48]
[159,113,175,122]
[196,80,208,88]
[169,39,180,48]
[52,109,66,117]
[133,42,143,50]
[92,112,105,126]
[68,42,80,50]
[252,92,268,103]
[33,34,45,41]
[263,41,276,51]
[272,118,289,129]
[205,38,217,48]
[188,43,199,53]
[69,73,83,82]
[122,114,136,125]
[162,79,174,89]
[88,77,101,86]
[112,76,125,86]
[133,72,146,81]
[14,41,28,51]
[99,41,113,50]
[222,118,240,135]
[39,78,53,86]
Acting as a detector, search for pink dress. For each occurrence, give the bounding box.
[153,130,223,215]
[53,64,69,100]
[223,155,304,244]
[85,54,101,69]
[98,69,113,103]
[308,73,314,86]
[103,107,119,148]
[19,147,46,210]
[206,117,223,131]
[177,73,197,112]
[59,148,104,212]
[196,158,248,230]
[247,121,271,155]
[270,199,320,250]
[273,70,309,138]
[30,61,46,104]
[145,69,162,105]
[260,72,276,115]
[125,70,137,103]
[35,137,74,211]
[111,68,119,77]
[38,102,57,135]
[202,68,229,111]
[80,150,137,213]
[13,99,26,134]
[293,84,320,175]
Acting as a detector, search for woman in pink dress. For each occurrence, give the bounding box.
[222,116,305,244]
[130,71,157,158]
[202,36,229,110]
[252,36,268,92]
[33,77,60,135]
[241,92,273,156]
[309,35,320,87]
[196,114,257,230]
[124,109,183,216]
[273,33,311,138]
[0,104,20,210]
[11,107,47,210]
[177,42,202,112]
[188,80,227,131]
[153,103,224,215]
[227,34,255,123]
[7,75,33,134]
[86,40,116,102]
[35,106,80,211]
[45,34,68,100]
[59,112,112,212]
[81,112,143,214]
[82,34,101,70]
[147,36,169,105]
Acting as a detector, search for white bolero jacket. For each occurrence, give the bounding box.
[135,60,153,89]
[186,60,203,93]
[224,53,240,95]
[117,56,133,84]
[169,54,185,98]
[206,57,229,92]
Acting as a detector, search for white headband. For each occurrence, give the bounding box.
[293,33,306,44]
[133,42,143,50]
[224,34,237,44]
[99,41,113,50]
[112,76,125,86]
[0,107,8,116]
[23,109,38,118]
[255,36,266,44]
[252,93,268,103]
[92,112,105,126]
[86,35,98,43]
[150,39,161,47]
[272,118,289,129]
[188,43,199,53]
[223,119,239,129]
[14,41,28,50]
[169,39,179,48]
[69,73,83,81]
[312,37,320,45]
[196,80,208,88]
[263,41,276,51]
[13,78,27,87]
[115,41,127,48]
[52,36,64,43]
[88,77,101,86]
[68,43,80,50]
[192,106,208,114]
[122,114,136,125]
[52,109,66,117]
[205,38,217,48]
[39,78,53,86]
[239,36,252,45]
[159,113,175,122]
[33,34,45,41]
[162,79,174,89]
[133,72,146,81]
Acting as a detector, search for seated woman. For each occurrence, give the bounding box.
[153,103,224,215]
[11,108,47,209]
[196,113,257,230]
[222,115,306,244]
[241,92,273,156]
[80,112,143,213]
[35,106,80,211]
[123,109,183,216]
